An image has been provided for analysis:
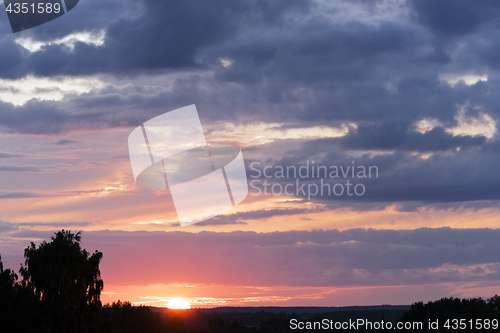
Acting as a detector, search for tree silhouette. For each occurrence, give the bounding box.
[401,296,500,332]
[0,255,19,327]
[20,230,104,333]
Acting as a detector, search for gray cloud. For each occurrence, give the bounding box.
[245,136,500,206]
[409,0,500,36]
[335,122,487,152]
[0,152,24,158]
[51,139,81,145]
[0,191,50,199]
[71,228,500,287]
[0,0,308,78]
[0,221,19,233]
[0,164,58,172]
[190,208,316,226]
[0,221,91,234]
[0,0,498,133]
[15,221,92,227]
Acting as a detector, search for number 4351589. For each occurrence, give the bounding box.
[444,318,498,330]
[5,2,62,14]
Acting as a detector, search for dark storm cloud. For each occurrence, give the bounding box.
[19,0,136,39]
[335,122,486,152]
[409,0,500,36]
[0,76,476,135]
[246,136,500,205]
[0,100,82,134]
[0,0,309,78]
[1,0,499,129]
[0,71,486,135]
[212,20,420,83]
[0,98,135,134]
[405,0,500,72]
[0,86,178,134]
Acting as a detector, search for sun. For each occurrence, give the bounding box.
[166,298,191,310]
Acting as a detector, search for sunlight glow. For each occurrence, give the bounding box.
[0,75,105,105]
[15,30,106,52]
[413,104,497,139]
[204,122,352,146]
[166,298,191,310]
[439,73,488,86]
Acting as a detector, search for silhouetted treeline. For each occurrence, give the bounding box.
[93,297,500,332]
[94,305,408,332]
[401,296,500,332]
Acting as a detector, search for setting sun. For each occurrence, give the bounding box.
[166,298,191,310]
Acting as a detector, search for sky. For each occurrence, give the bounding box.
[1,0,500,308]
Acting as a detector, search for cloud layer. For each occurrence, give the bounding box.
[74,227,500,287]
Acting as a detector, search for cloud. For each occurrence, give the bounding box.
[0,191,50,199]
[0,152,24,158]
[190,208,316,226]
[0,0,498,139]
[334,122,487,152]
[0,165,59,172]
[59,188,118,196]
[15,221,92,227]
[245,136,500,206]
[51,139,81,145]
[409,0,500,36]
[0,221,19,233]
[0,0,309,78]
[0,221,91,234]
[0,99,117,134]
[65,228,500,288]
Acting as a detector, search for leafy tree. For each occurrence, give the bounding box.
[0,255,19,326]
[20,230,104,333]
[0,254,17,305]
[0,254,45,332]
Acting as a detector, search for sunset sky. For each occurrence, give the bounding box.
[1,0,500,308]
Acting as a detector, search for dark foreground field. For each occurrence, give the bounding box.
[97,297,500,333]
[100,302,408,332]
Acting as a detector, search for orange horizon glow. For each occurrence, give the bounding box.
[166,298,191,310]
